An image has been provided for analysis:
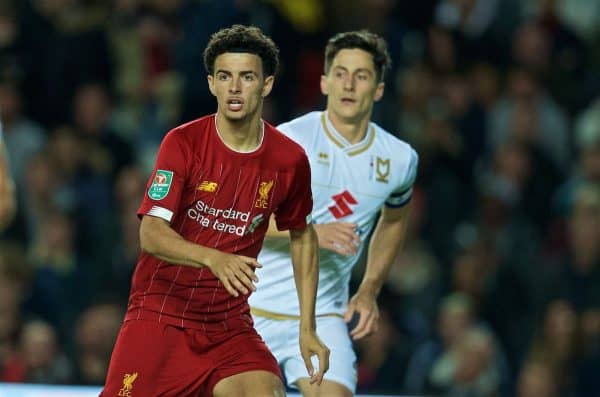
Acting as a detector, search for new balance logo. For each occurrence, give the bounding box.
[197,181,218,192]
[329,190,357,219]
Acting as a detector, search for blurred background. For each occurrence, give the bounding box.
[0,0,599,396]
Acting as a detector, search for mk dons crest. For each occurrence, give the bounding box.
[375,157,390,183]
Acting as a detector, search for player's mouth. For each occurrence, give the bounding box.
[227,98,244,111]
[341,97,356,105]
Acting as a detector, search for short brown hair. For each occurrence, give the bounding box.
[324,30,392,82]
[203,25,280,77]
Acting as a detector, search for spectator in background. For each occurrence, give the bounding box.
[526,299,579,396]
[18,320,72,384]
[404,292,476,394]
[488,68,569,171]
[355,305,408,394]
[27,212,95,338]
[576,308,600,396]
[0,79,46,192]
[19,0,112,127]
[553,98,600,217]
[444,327,501,397]
[547,185,600,312]
[72,83,133,178]
[72,302,122,386]
[516,359,558,397]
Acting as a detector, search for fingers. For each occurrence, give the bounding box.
[216,256,260,297]
[318,223,361,255]
[301,350,315,379]
[239,256,262,268]
[350,309,378,340]
[220,277,240,298]
[335,223,361,245]
[314,347,330,385]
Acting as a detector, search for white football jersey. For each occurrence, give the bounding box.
[249,111,418,316]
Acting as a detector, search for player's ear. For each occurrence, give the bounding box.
[262,75,274,97]
[373,82,384,102]
[320,75,328,95]
[207,74,216,96]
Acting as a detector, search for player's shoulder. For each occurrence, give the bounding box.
[277,111,323,142]
[265,121,309,163]
[169,114,213,138]
[277,111,323,131]
[372,122,417,159]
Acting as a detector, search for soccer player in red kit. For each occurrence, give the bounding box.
[101,25,329,397]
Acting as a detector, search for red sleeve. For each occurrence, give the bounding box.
[137,130,190,222]
[275,152,313,230]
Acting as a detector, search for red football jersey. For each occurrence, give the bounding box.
[126,114,313,330]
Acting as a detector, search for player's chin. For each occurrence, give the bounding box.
[223,110,246,121]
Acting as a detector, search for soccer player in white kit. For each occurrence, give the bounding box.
[249,30,418,396]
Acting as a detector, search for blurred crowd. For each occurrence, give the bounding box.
[0,0,599,396]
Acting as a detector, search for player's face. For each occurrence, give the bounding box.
[321,48,384,124]
[208,53,274,122]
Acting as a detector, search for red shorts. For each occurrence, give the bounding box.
[100,319,281,397]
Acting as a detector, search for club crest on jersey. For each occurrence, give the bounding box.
[148,170,173,200]
[255,180,274,208]
[197,180,218,192]
[375,157,390,183]
[118,372,138,396]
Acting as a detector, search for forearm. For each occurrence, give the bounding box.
[290,225,319,331]
[0,145,16,230]
[264,214,289,239]
[360,208,410,296]
[140,216,216,268]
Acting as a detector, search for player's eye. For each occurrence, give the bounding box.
[217,73,229,81]
[243,74,255,81]
[357,73,369,81]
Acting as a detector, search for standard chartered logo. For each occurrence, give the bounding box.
[187,200,255,236]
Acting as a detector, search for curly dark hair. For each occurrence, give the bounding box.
[324,30,392,82]
[203,25,280,77]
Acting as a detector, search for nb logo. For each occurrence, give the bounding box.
[329,190,357,219]
[197,181,218,192]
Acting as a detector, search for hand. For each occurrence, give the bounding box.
[204,250,261,297]
[314,222,361,256]
[344,290,379,340]
[299,329,330,385]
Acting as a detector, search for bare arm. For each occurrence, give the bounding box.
[140,215,260,297]
[0,141,16,231]
[289,224,319,331]
[345,203,411,339]
[264,215,288,238]
[289,224,330,385]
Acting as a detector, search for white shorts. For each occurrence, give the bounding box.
[253,314,357,393]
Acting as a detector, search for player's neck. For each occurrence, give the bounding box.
[215,112,263,152]
[326,110,371,145]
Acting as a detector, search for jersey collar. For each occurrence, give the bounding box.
[321,111,375,156]
[214,113,265,154]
